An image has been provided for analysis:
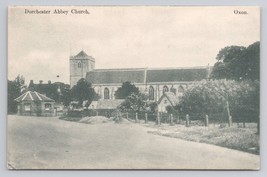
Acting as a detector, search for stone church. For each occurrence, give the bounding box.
[70,50,211,101]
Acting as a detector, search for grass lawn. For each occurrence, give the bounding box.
[146,122,259,155]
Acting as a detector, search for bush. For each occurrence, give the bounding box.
[67,110,82,117]
[180,80,259,123]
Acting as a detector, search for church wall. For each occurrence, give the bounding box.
[92,82,190,101]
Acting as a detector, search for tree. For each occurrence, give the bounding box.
[147,102,158,114]
[119,92,147,114]
[211,41,260,81]
[243,41,260,80]
[61,89,72,106]
[114,81,139,99]
[180,80,223,116]
[71,78,97,107]
[180,80,259,127]
[8,75,26,114]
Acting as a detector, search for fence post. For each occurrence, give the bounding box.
[145,113,148,124]
[205,114,209,127]
[176,115,180,124]
[126,112,129,119]
[157,111,160,125]
[186,114,190,127]
[170,114,174,126]
[135,112,138,123]
[228,116,232,127]
[243,122,246,128]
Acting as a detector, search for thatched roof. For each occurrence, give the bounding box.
[14,91,55,102]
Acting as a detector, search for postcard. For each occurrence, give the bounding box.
[7,6,260,169]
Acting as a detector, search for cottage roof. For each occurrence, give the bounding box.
[158,92,180,107]
[14,91,55,102]
[90,99,124,109]
[86,67,208,84]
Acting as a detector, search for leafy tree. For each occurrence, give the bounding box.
[71,78,96,107]
[114,81,139,99]
[180,80,259,126]
[243,41,260,80]
[8,75,26,114]
[147,102,158,114]
[61,89,72,106]
[119,92,147,113]
[180,81,223,115]
[211,41,260,81]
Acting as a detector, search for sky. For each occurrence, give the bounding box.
[8,6,260,85]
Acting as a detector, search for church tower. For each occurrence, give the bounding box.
[70,50,95,88]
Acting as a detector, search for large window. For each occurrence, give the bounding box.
[104,88,110,99]
[45,103,51,111]
[163,85,169,94]
[24,103,31,111]
[149,86,154,100]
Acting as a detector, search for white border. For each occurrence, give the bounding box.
[1,0,266,177]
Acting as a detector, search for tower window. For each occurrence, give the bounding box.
[78,62,82,68]
[104,88,110,99]
[149,86,154,100]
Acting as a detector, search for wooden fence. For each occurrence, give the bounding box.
[120,111,259,128]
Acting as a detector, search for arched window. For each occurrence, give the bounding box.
[78,62,82,68]
[170,85,176,94]
[163,85,169,94]
[149,86,154,100]
[178,85,184,93]
[104,88,110,99]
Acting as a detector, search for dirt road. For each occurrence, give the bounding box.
[7,115,260,169]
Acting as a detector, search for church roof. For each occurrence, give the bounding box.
[146,67,208,82]
[14,91,55,102]
[86,68,146,84]
[71,50,95,61]
[86,67,208,84]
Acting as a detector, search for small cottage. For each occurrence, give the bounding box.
[14,91,55,116]
[157,92,180,113]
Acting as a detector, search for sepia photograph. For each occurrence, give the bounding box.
[7,6,260,170]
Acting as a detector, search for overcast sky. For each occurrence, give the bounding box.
[8,6,260,85]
